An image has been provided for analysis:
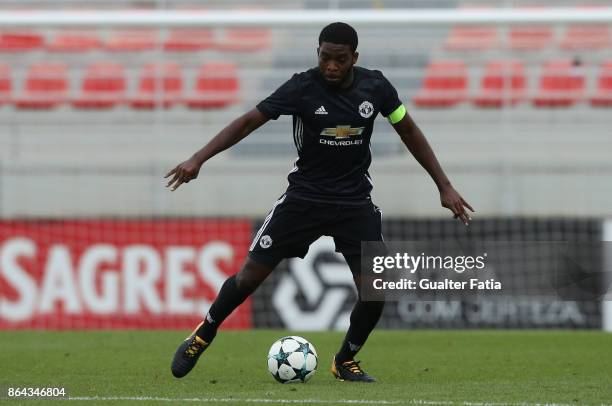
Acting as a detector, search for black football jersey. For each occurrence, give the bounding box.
[256,66,403,205]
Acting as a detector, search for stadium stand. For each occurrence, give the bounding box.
[413,61,468,107]
[130,62,183,109]
[163,29,215,51]
[105,29,157,52]
[0,30,44,52]
[590,61,612,106]
[444,26,498,51]
[216,28,270,52]
[561,25,611,50]
[509,26,555,50]
[532,59,585,107]
[0,5,606,116]
[185,62,239,109]
[47,30,102,53]
[72,62,126,109]
[416,8,612,111]
[0,63,10,104]
[0,59,246,110]
[14,62,69,109]
[472,60,526,107]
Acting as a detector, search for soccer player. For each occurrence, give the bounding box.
[166,22,473,382]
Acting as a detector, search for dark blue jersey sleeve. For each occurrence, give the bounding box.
[378,74,403,118]
[256,74,301,120]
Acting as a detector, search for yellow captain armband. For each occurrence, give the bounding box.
[387,104,407,124]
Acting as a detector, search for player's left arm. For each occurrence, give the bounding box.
[390,109,474,225]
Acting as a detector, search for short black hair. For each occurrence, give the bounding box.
[318,22,358,52]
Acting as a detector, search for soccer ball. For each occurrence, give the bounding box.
[267,336,318,383]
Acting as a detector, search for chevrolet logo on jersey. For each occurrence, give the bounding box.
[320,125,365,139]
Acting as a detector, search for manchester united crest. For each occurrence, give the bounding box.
[359,101,374,118]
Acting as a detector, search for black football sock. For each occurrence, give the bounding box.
[336,300,385,363]
[195,275,250,343]
[336,254,385,363]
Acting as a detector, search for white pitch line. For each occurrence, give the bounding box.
[68,397,400,404]
[65,397,612,406]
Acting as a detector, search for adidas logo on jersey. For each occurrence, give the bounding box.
[315,106,328,115]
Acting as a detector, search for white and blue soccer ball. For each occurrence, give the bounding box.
[267,336,318,383]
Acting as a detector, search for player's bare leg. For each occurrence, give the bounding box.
[171,257,276,378]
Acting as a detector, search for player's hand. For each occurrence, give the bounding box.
[439,186,474,226]
[164,156,202,191]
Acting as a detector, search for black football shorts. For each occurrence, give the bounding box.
[248,194,383,267]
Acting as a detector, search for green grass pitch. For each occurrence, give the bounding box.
[1,330,611,405]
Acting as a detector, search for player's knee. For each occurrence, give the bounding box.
[235,270,258,293]
[235,259,273,293]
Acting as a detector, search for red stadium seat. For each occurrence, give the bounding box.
[72,62,126,109]
[0,64,11,104]
[216,28,270,52]
[0,30,44,52]
[185,62,239,109]
[163,29,215,51]
[561,26,610,50]
[590,62,612,107]
[444,27,498,51]
[509,27,554,50]
[532,60,585,107]
[473,60,526,108]
[15,63,68,109]
[413,61,468,108]
[130,62,183,109]
[105,30,156,52]
[47,30,101,52]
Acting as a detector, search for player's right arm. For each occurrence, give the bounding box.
[165,108,269,191]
